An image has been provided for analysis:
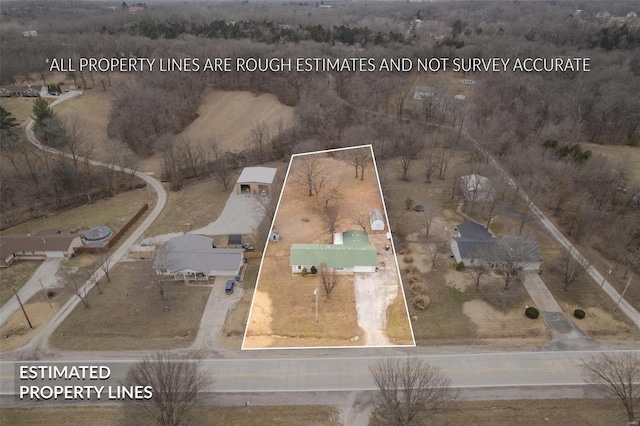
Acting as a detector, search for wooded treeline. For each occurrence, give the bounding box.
[0,1,638,269]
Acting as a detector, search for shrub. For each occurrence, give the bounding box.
[301,267,308,276]
[574,309,586,319]
[455,261,466,271]
[404,255,414,264]
[525,307,539,319]
[413,295,430,310]
[310,265,317,275]
[411,282,428,295]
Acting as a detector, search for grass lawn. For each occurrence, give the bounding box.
[385,282,414,345]
[222,259,259,347]
[0,399,623,425]
[50,261,210,351]
[0,260,42,306]
[0,97,39,128]
[145,174,239,237]
[244,254,361,348]
[1,187,150,236]
[0,405,340,426]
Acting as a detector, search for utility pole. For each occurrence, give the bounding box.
[613,277,632,313]
[39,279,52,309]
[13,288,33,329]
[600,266,612,288]
[313,288,318,322]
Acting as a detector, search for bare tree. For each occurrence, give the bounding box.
[294,156,325,197]
[63,277,89,308]
[350,211,369,232]
[486,238,541,289]
[581,352,639,424]
[321,204,340,240]
[423,202,439,240]
[62,116,86,172]
[466,254,490,290]
[319,262,338,297]
[370,357,460,426]
[553,250,591,290]
[92,252,113,283]
[423,151,438,183]
[123,352,213,426]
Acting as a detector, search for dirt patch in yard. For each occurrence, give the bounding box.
[50,261,210,351]
[561,303,634,339]
[463,300,549,340]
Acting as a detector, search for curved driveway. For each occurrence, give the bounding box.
[15,92,167,351]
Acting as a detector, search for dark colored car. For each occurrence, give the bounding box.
[225,280,235,294]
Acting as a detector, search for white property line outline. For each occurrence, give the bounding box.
[242,144,416,350]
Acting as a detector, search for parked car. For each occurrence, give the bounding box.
[225,279,235,294]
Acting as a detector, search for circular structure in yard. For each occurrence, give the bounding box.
[84,226,113,241]
[413,204,425,212]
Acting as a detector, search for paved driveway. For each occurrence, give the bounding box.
[190,192,267,236]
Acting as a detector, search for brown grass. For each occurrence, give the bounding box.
[0,260,42,306]
[385,282,414,345]
[55,87,113,162]
[1,187,150,236]
[145,174,239,237]
[0,405,340,426]
[0,97,38,128]
[244,150,412,347]
[50,261,210,351]
[0,289,70,352]
[0,399,623,425]
[221,259,260,349]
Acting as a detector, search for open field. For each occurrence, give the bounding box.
[180,90,295,153]
[0,399,623,425]
[244,150,413,348]
[50,260,210,351]
[582,143,640,184]
[55,87,113,162]
[1,187,150,235]
[0,260,41,306]
[139,90,294,177]
[0,97,39,128]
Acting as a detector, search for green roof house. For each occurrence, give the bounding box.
[290,230,378,273]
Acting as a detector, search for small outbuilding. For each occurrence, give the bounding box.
[370,209,385,231]
[236,167,277,196]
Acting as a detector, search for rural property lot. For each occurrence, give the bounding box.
[243,147,413,348]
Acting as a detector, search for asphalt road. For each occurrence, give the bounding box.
[2,349,639,406]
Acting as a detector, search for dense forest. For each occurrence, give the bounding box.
[0,1,638,269]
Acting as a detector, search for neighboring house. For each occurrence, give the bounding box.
[450,221,542,271]
[460,174,494,202]
[0,86,46,97]
[153,234,244,281]
[23,30,38,37]
[290,230,378,274]
[0,229,84,267]
[370,209,385,231]
[236,167,277,196]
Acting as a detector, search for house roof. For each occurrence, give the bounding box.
[452,222,542,263]
[0,231,82,259]
[154,234,243,274]
[457,222,493,241]
[290,244,378,269]
[237,167,277,184]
